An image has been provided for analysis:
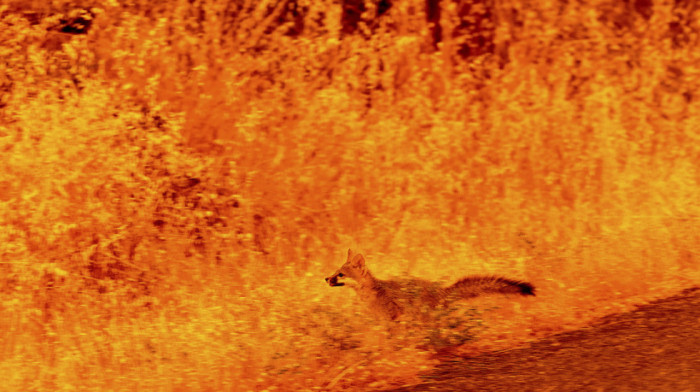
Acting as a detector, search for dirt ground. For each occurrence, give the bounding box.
[389,287,700,392]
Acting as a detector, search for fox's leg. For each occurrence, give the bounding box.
[385,300,402,320]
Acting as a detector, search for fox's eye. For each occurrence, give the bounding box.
[338,273,344,277]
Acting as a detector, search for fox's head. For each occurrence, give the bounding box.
[325,249,368,287]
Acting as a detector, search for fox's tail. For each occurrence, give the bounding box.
[445,276,535,300]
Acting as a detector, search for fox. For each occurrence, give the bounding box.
[325,249,535,320]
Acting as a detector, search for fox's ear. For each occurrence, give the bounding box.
[350,253,365,267]
[347,249,353,262]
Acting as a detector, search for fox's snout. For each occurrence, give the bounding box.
[325,273,345,287]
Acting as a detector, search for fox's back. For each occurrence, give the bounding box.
[380,278,446,304]
[361,277,448,319]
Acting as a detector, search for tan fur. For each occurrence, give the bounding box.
[325,249,535,320]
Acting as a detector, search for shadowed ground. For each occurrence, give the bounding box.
[389,287,700,391]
